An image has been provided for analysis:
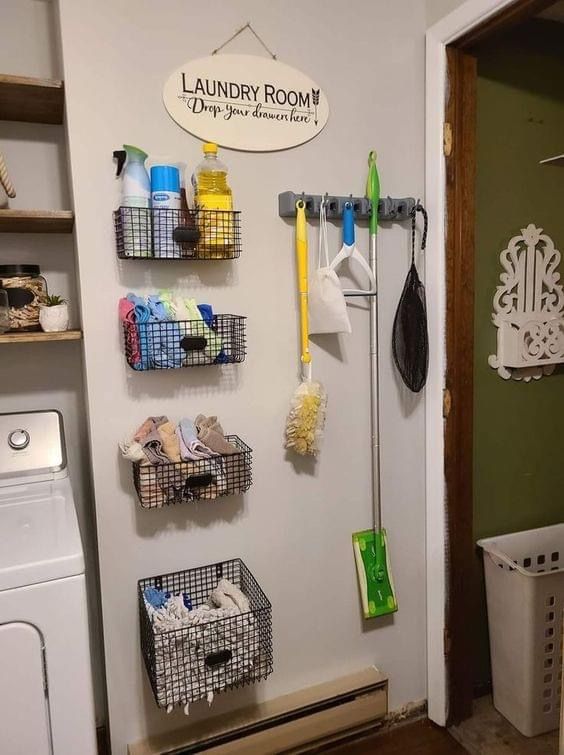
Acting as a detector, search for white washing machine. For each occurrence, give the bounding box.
[0,410,97,755]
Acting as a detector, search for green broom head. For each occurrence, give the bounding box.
[352,528,398,618]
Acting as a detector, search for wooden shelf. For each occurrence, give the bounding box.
[0,209,74,233]
[0,74,64,124]
[0,330,82,344]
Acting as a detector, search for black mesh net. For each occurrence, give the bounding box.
[392,204,429,393]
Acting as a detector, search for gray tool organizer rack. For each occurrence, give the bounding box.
[278,191,416,221]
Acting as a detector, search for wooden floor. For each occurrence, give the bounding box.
[325,719,467,754]
[449,696,559,754]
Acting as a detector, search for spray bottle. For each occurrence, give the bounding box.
[114,144,151,257]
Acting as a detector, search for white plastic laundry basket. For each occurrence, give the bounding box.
[478,524,564,737]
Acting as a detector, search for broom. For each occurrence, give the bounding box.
[352,152,398,618]
[284,200,327,456]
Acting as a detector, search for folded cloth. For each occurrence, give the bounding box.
[152,321,184,369]
[183,298,224,363]
[147,295,170,322]
[194,414,239,455]
[127,293,153,370]
[172,296,192,321]
[119,438,148,463]
[134,416,167,442]
[197,304,214,328]
[177,418,216,461]
[143,427,171,465]
[119,298,141,367]
[210,578,250,613]
[158,420,181,462]
[159,290,177,319]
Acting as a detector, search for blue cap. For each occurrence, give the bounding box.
[150,165,180,193]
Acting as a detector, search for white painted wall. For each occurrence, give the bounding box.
[57,0,428,751]
[0,0,105,725]
[427,0,468,26]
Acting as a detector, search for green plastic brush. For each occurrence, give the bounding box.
[352,151,398,619]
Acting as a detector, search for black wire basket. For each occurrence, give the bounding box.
[123,314,246,370]
[114,206,242,260]
[133,435,252,509]
[139,559,273,709]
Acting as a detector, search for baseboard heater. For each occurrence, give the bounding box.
[129,667,388,755]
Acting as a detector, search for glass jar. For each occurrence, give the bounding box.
[0,265,48,331]
[0,290,9,334]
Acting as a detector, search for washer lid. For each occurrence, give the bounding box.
[0,411,66,483]
[0,477,84,591]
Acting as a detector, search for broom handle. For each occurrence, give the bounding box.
[367,152,381,531]
[295,201,311,369]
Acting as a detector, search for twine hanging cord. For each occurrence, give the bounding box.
[211,22,277,59]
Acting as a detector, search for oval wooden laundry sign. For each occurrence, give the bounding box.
[163,54,329,152]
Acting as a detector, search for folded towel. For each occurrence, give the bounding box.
[158,421,181,462]
[119,298,141,367]
[177,418,216,461]
[147,295,170,322]
[210,579,250,613]
[134,416,167,442]
[127,294,153,370]
[143,427,170,465]
[119,438,150,464]
[183,298,224,363]
[194,414,239,455]
[159,290,177,319]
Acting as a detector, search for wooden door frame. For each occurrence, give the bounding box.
[425,0,556,728]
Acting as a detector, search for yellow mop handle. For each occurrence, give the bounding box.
[295,201,311,365]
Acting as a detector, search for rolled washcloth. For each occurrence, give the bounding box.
[177,418,217,461]
[195,414,239,455]
[119,298,141,368]
[126,294,153,370]
[157,421,181,463]
[134,416,170,465]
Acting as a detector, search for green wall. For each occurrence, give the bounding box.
[473,20,564,687]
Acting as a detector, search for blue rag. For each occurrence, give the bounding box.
[147,296,170,322]
[144,586,169,609]
[197,303,228,364]
[127,294,183,370]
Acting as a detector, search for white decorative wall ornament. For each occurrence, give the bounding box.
[489,224,564,382]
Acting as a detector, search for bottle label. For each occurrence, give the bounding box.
[196,194,234,251]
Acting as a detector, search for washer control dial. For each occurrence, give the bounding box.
[8,429,30,450]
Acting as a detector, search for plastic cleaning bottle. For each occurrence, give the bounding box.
[150,163,181,258]
[194,142,233,258]
[114,144,151,257]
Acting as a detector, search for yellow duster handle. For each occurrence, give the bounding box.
[295,201,311,366]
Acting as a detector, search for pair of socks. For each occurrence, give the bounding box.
[195,414,238,455]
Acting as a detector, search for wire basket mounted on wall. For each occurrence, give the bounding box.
[132,435,252,508]
[123,314,246,370]
[114,207,242,260]
[139,558,273,710]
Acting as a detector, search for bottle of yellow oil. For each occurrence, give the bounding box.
[194,142,233,257]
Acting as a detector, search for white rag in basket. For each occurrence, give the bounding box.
[145,578,260,712]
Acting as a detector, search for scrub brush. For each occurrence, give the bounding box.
[284,200,327,456]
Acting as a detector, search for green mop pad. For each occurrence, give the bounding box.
[352,528,397,618]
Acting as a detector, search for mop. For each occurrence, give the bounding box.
[352,152,398,618]
[284,200,327,456]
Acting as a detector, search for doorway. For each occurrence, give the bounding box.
[426,0,564,746]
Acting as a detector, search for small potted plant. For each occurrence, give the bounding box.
[39,294,69,332]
